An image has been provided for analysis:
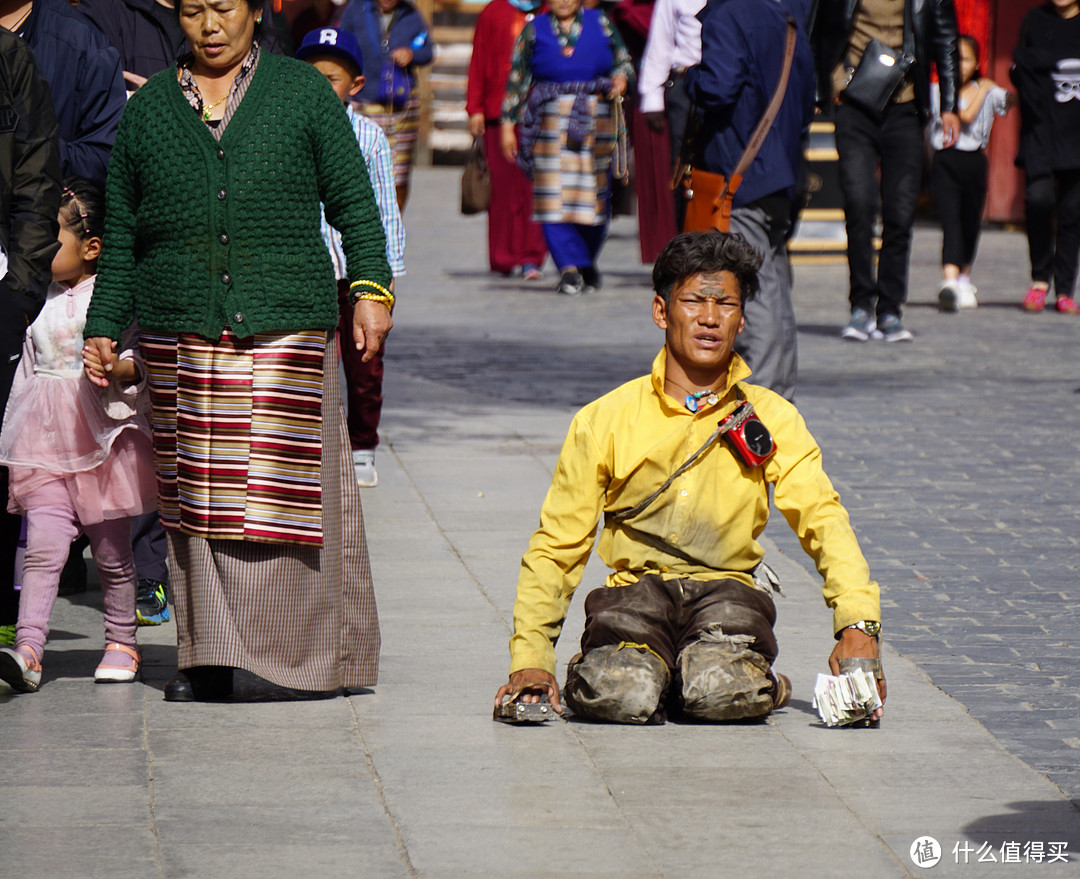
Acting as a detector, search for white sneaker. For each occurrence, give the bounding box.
[352,449,378,487]
[957,280,978,309]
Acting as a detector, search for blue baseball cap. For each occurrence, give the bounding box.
[296,27,364,73]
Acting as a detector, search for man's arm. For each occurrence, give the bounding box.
[494,411,609,709]
[62,38,125,185]
[683,5,748,110]
[637,0,677,114]
[762,397,885,710]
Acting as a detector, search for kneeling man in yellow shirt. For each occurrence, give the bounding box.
[495,230,886,724]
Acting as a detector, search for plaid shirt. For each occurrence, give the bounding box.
[321,104,406,279]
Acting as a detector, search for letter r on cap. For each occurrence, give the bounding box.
[320,28,338,44]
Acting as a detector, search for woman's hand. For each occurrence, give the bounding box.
[500,121,518,163]
[468,112,485,138]
[609,74,628,99]
[83,337,116,388]
[352,299,393,364]
[390,47,413,67]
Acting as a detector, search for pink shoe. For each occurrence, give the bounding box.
[1023,286,1048,312]
[1055,296,1079,314]
[94,643,140,683]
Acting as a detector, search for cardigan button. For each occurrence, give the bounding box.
[217,148,225,160]
[233,312,244,323]
[219,232,229,245]
[217,189,226,200]
[221,271,231,284]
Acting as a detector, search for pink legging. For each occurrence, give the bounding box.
[15,479,137,659]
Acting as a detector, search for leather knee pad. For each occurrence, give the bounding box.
[678,639,774,721]
[564,644,670,724]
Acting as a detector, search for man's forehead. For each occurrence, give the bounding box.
[676,271,741,295]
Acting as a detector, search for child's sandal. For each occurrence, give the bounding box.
[94,643,140,684]
[0,644,42,692]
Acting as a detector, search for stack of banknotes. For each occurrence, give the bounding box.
[811,669,882,727]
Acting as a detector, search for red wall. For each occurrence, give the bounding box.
[983,0,1043,222]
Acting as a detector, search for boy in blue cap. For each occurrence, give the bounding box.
[298,27,406,487]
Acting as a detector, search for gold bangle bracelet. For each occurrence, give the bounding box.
[352,290,395,314]
[350,279,393,299]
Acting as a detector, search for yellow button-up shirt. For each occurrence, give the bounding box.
[510,350,881,674]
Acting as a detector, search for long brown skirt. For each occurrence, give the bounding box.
[167,334,380,690]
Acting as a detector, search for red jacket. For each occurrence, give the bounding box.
[466,0,532,122]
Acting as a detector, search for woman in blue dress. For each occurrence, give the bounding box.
[500,0,633,295]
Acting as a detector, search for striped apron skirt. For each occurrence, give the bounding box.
[532,93,616,226]
[140,329,380,691]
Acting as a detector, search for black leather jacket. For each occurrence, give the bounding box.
[0,29,60,361]
[810,0,959,118]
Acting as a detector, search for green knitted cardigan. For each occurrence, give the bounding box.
[85,52,391,343]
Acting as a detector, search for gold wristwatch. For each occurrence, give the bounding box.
[842,620,881,638]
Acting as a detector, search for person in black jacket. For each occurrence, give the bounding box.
[0,0,125,185]
[812,0,960,343]
[0,26,61,646]
[76,0,187,92]
[1013,0,1080,315]
[78,0,286,96]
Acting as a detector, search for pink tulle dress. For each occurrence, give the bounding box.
[0,276,157,525]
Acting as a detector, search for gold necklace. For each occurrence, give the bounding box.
[202,94,228,122]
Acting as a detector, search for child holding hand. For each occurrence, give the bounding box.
[0,179,156,693]
[930,34,1015,311]
[297,27,406,488]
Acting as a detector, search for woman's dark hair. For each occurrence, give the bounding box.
[652,230,763,305]
[958,33,980,66]
[59,176,106,240]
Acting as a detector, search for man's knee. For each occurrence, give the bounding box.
[564,644,670,724]
[677,637,775,721]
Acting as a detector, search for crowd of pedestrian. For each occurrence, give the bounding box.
[0,0,1075,705]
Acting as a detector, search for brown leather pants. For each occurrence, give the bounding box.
[564,574,778,724]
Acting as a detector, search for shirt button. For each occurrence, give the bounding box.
[221,271,231,284]
[679,490,688,497]
[219,232,229,245]
[217,189,226,200]
[217,148,225,160]
[668,533,678,543]
[233,312,243,323]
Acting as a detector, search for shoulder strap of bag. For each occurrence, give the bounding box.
[673,15,798,192]
[722,14,799,197]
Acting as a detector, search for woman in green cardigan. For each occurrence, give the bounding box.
[83,0,393,702]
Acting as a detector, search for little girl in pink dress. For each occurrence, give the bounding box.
[0,178,156,693]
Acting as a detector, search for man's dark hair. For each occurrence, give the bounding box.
[652,230,763,306]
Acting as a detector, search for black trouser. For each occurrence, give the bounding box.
[931,148,988,269]
[1025,168,1080,300]
[835,101,924,318]
[0,356,22,626]
[664,71,692,229]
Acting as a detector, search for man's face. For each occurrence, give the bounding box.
[653,271,744,381]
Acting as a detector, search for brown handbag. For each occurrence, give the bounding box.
[460,136,491,215]
[678,15,797,234]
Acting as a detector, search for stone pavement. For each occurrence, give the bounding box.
[2,167,1078,877]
